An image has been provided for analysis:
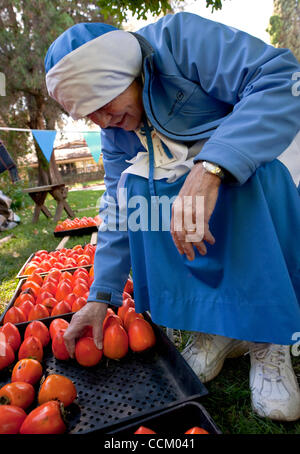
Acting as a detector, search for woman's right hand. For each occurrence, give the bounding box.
[63,302,108,358]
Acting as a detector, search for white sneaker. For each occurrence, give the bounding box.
[249,343,300,421]
[181,332,249,383]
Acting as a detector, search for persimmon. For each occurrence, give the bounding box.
[38,374,77,407]
[103,323,128,360]
[18,336,43,362]
[73,282,89,298]
[0,323,21,352]
[41,280,57,297]
[40,260,52,272]
[14,292,35,307]
[123,308,144,332]
[24,321,50,347]
[73,267,89,278]
[52,329,70,361]
[102,314,123,334]
[46,269,62,282]
[41,297,58,312]
[21,280,41,297]
[124,278,134,296]
[185,427,209,434]
[19,401,66,434]
[72,272,89,284]
[134,426,156,434]
[75,337,102,367]
[55,281,72,302]
[24,264,38,275]
[18,300,34,319]
[27,303,49,321]
[49,318,69,340]
[0,382,35,410]
[51,301,71,316]
[89,266,94,278]
[0,340,15,370]
[59,271,73,281]
[0,405,27,434]
[36,290,53,305]
[72,297,87,312]
[63,293,77,306]
[117,298,135,322]
[29,272,44,287]
[11,359,43,385]
[3,307,26,325]
[128,319,156,352]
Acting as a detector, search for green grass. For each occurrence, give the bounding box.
[173,330,300,434]
[0,187,299,434]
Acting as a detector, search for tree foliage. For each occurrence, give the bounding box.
[98,0,223,22]
[0,0,114,184]
[0,0,223,185]
[267,0,300,61]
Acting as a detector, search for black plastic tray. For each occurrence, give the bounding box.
[54,225,98,238]
[16,258,92,280]
[0,313,208,434]
[0,269,90,324]
[108,400,222,435]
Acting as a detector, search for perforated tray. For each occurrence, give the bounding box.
[16,257,92,280]
[54,225,98,238]
[108,400,222,434]
[0,314,208,434]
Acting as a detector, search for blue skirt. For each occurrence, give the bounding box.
[125,160,300,345]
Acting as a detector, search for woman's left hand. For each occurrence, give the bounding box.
[170,162,221,261]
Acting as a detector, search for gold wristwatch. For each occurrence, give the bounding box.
[200,160,226,180]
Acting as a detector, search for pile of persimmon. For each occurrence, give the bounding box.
[23,244,96,276]
[134,426,209,434]
[54,215,102,232]
[50,278,156,366]
[0,320,77,434]
[4,267,94,324]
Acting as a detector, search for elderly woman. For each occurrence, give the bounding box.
[45,12,300,422]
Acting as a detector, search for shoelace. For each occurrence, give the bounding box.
[250,343,286,380]
[182,332,215,354]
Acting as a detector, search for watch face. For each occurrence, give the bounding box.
[203,161,224,178]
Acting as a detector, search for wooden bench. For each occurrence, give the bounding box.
[24,184,75,224]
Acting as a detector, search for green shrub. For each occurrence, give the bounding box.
[0,173,31,211]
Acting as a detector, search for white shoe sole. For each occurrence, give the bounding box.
[184,340,249,383]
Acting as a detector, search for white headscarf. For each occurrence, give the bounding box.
[46,30,142,120]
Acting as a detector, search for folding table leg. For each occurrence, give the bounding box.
[53,201,64,224]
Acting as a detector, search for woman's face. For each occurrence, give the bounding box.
[87,80,144,131]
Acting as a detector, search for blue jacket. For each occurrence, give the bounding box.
[87,12,300,306]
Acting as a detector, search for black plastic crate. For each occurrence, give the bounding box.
[54,225,98,238]
[0,313,208,434]
[16,259,92,280]
[0,266,93,325]
[107,400,222,435]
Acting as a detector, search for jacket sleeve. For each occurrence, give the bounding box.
[87,128,132,307]
[154,13,300,184]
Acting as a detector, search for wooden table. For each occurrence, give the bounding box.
[23,184,75,224]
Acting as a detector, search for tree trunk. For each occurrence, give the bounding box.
[27,94,63,186]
